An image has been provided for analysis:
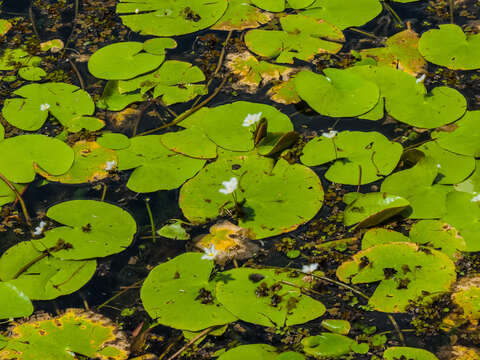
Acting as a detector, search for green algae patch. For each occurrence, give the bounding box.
[337,242,456,312]
[31,200,137,260]
[216,267,326,327]
[0,309,129,360]
[141,252,237,331]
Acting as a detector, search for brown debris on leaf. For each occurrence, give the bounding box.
[438,345,480,360]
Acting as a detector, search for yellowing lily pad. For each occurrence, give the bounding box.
[212,0,273,30]
[0,20,12,36]
[383,347,439,360]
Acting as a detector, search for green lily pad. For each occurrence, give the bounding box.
[0,181,24,207]
[0,309,129,360]
[0,123,3,140]
[35,141,117,184]
[257,131,299,156]
[97,133,131,150]
[383,347,439,360]
[0,282,33,319]
[31,200,137,260]
[217,344,278,360]
[432,111,480,157]
[0,48,41,71]
[343,192,410,227]
[455,160,480,194]
[117,0,228,36]
[212,0,273,30]
[302,333,366,358]
[157,219,190,240]
[97,80,144,111]
[251,0,314,12]
[216,267,326,327]
[0,19,12,36]
[160,126,217,159]
[442,191,480,252]
[141,252,237,331]
[18,66,46,81]
[418,24,480,70]
[295,69,379,118]
[2,82,95,131]
[0,241,96,300]
[303,0,382,30]
[181,101,293,152]
[337,242,456,312]
[381,156,453,219]
[362,228,409,249]
[180,151,323,239]
[0,134,74,183]
[321,319,351,335]
[88,42,165,80]
[301,131,402,185]
[116,135,206,193]
[118,60,207,105]
[143,37,177,55]
[245,14,344,64]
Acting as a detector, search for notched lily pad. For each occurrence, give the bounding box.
[212,0,273,30]
[302,333,368,358]
[0,282,33,320]
[383,347,439,360]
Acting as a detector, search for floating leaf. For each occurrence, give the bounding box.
[0,309,129,360]
[216,267,326,327]
[0,282,33,319]
[0,48,41,71]
[268,76,301,105]
[141,252,237,331]
[321,319,351,335]
[0,134,74,183]
[303,0,382,29]
[157,219,190,240]
[143,37,177,55]
[117,0,228,36]
[97,80,144,111]
[337,242,456,312]
[383,347,439,360]
[251,0,314,12]
[295,69,379,118]
[18,66,46,81]
[362,228,409,249]
[2,82,95,131]
[180,151,323,239]
[301,131,402,185]
[119,60,207,105]
[31,200,137,260]
[451,277,480,322]
[0,181,24,207]
[97,133,131,150]
[343,192,410,227]
[160,126,217,159]
[116,135,206,193]
[302,333,366,358]
[0,19,12,36]
[39,39,64,53]
[0,241,96,300]
[212,0,273,30]
[419,24,480,70]
[456,160,480,194]
[35,141,117,184]
[217,344,278,360]
[245,14,344,64]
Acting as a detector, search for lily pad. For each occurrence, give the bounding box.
[212,0,273,30]
[301,131,402,185]
[180,151,323,239]
[117,0,228,36]
[245,14,344,64]
[343,192,410,227]
[160,126,217,159]
[0,19,12,36]
[116,135,206,193]
[418,24,480,70]
[251,0,314,12]
[157,219,190,240]
[295,69,379,118]
[302,333,367,358]
[31,200,137,260]
[181,101,293,152]
[141,252,237,331]
[35,141,117,184]
[0,309,129,360]
[217,344,278,360]
[88,42,165,80]
[18,66,46,81]
[97,133,131,150]
[268,76,301,104]
[451,277,480,322]
[337,242,456,312]
[321,319,351,335]
[216,267,326,327]
[2,82,95,131]
[143,37,177,55]
[362,228,409,249]
[383,347,439,360]
[0,282,33,319]
[0,181,24,207]
[0,134,74,183]
[0,48,41,71]
[0,241,97,300]
[118,60,207,105]
[97,80,144,111]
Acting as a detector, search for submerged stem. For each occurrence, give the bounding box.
[145,197,156,243]
[0,172,31,227]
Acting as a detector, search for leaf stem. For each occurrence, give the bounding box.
[0,172,31,227]
[145,197,156,243]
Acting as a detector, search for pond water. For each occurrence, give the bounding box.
[1,0,480,359]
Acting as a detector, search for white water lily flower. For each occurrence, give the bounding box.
[302,263,319,274]
[40,103,50,111]
[33,221,47,236]
[219,177,238,195]
[321,130,338,139]
[201,244,219,260]
[416,74,426,84]
[105,160,116,171]
[242,112,262,127]
[471,194,480,202]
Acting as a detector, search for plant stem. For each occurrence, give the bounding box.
[0,172,31,227]
[449,0,454,23]
[28,5,40,39]
[97,279,143,310]
[382,1,404,27]
[145,197,156,243]
[68,57,85,89]
[167,326,220,360]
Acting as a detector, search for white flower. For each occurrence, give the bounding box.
[321,130,338,139]
[301,263,319,274]
[135,8,139,13]
[471,194,480,202]
[325,76,332,82]
[201,244,218,260]
[40,103,50,111]
[33,221,47,235]
[416,74,426,84]
[105,160,116,171]
[436,163,441,169]
[219,177,238,195]
[242,112,262,127]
